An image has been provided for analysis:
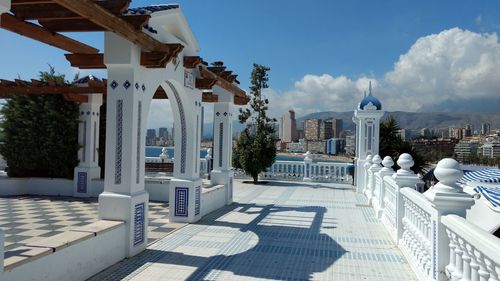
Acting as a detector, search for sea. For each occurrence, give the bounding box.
[145,147,342,162]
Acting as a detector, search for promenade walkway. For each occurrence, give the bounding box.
[90,180,417,281]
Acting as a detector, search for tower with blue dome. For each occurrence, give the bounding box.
[353,81,385,190]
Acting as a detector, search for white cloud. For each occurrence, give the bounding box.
[264,28,500,117]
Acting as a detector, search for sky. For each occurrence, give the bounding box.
[1,0,500,130]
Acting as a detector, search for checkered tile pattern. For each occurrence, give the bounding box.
[0,196,181,251]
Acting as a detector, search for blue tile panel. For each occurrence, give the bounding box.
[175,187,189,217]
[219,122,223,168]
[77,172,87,193]
[115,100,123,184]
[136,101,142,184]
[133,202,145,246]
[195,186,201,216]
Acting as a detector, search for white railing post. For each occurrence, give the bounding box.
[303,151,313,182]
[366,155,382,204]
[392,154,423,242]
[374,156,394,218]
[205,148,212,174]
[425,158,475,281]
[361,154,373,193]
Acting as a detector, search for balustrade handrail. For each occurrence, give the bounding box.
[442,214,500,265]
[400,188,437,218]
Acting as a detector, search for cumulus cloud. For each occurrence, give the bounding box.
[264,28,500,118]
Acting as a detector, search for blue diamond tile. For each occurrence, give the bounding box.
[123,80,131,89]
[216,112,220,116]
[135,82,139,90]
[142,84,146,92]
[110,80,118,90]
[223,112,227,116]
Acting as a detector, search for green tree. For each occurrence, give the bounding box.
[379,116,428,174]
[233,64,277,184]
[0,66,79,178]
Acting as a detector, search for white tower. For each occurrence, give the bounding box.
[353,82,384,189]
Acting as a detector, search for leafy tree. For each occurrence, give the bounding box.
[233,64,277,184]
[0,66,79,178]
[379,116,428,174]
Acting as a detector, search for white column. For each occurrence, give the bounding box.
[0,0,10,13]
[373,156,395,218]
[98,32,148,257]
[358,154,372,193]
[211,87,234,204]
[366,155,383,204]
[424,158,475,281]
[73,90,102,198]
[303,151,313,181]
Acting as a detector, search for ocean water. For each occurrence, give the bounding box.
[145,147,342,162]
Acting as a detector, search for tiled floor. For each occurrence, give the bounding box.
[0,196,183,251]
[90,180,417,281]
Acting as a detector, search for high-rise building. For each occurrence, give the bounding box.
[420,128,431,139]
[449,127,463,140]
[304,119,321,141]
[454,141,480,162]
[481,123,491,135]
[319,119,333,140]
[464,124,472,137]
[331,119,343,138]
[326,138,346,155]
[146,129,156,139]
[158,127,169,139]
[279,110,297,142]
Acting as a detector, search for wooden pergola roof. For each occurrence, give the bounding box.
[0,0,249,105]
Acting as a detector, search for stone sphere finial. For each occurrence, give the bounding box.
[365,154,373,163]
[372,155,382,166]
[397,153,414,174]
[382,156,394,169]
[434,158,463,187]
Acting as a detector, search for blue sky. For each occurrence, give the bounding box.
[1,0,500,126]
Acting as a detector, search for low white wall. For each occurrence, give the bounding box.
[3,224,126,281]
[200,185,226,217]
[0,177,170,202]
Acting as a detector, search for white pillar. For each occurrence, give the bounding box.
[358,154,372,193]
[211,87,234,204]
[167,78,204,223]
[373,156,395,218]
[424,158,475,281]
[303,151,313,181]
[366,154,382,203]
[73,83,102,197]
[98,32,148,257]
[0,0,10,13]
[391,153,424,241]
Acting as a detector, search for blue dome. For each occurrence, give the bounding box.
[359,95,382,110]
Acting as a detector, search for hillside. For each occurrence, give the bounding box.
[296,111,500,132]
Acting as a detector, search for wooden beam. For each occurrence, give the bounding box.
[140,46,183,68]
[183,56,202,68]
[234,95,250,105]
[199,66,246,98]
[11,0,54,5]
[63,93,88,103]
[207,66,226,75]
[202,92,218,103]
[195,78,216,90]
[0,13,99,54]
[65,53,105,69]
[0,85,106,95]
[12,1,130,20]
[53,0,178,52]
[39,14,150,32]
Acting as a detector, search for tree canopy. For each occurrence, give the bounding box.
[233,64,277,184]
[379,116,428,174]
[0,66,79,178]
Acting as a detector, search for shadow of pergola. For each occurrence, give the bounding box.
[93,201,346,280]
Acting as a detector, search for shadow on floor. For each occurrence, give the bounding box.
[92,202,346,281]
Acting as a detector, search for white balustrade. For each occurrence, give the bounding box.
[382,175,398,239]
[366,155,382,203]
[260,159,352,183]
[373,156,394,218]
[443,215,500,281]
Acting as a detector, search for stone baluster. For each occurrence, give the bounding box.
[484,257,499,281]
[205,148,212,175]
[462,241,473,281]
[452,237,465,281]
[446,231,457,278]
[474,251,490,281]
[467,244,480,281]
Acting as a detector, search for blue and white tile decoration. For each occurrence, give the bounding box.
[175,187,189,217]
[93,121,97,163]
[166,81,186,174]
[110,80,118,90]
[195,186,201,216]
[219,122,223,168]
[115,100,123,184]
[136,101,142,184]
[123,80,131,90]
[77,172,87,193]
[133,202,145,246]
